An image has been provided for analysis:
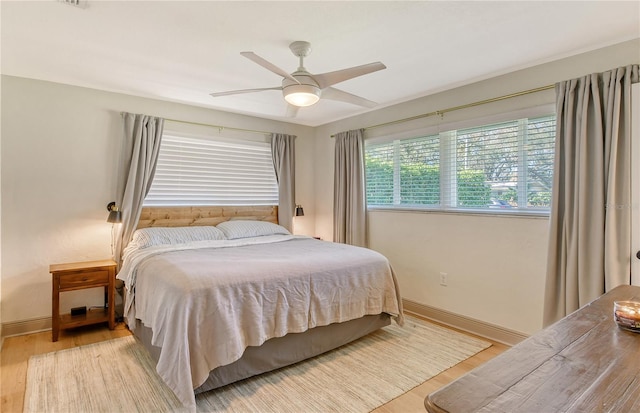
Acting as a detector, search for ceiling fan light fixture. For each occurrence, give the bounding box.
[283,85,321,107]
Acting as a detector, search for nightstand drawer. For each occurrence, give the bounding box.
[58,270,109,290]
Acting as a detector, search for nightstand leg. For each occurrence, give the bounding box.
[52,274,60,342]
[107,268,115,330]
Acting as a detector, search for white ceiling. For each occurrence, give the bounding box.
[2,1,639,127]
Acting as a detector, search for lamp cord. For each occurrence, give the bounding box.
[110,224,116,259]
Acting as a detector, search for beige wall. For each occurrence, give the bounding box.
[313,39,640,335]
[0,76,315,326]
[634,83,640,286]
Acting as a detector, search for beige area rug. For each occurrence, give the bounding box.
[24,317,490,413]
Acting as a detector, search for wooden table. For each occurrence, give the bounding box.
[425,285,640,413]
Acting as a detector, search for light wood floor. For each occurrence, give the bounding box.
[1,316,508,413]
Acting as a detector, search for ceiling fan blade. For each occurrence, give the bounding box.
[285,104,299,118]
[240,52,300,84]
[210,86,282,98]
[312,62,386,89]
[322,87,378,108]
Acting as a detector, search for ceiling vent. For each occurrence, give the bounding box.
[58,0,88,8]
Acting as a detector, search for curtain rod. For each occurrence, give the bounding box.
[330,84,555,137]
[165,117,273,136]
[120,112,272,136]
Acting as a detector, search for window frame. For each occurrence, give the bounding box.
[364,105,556,217]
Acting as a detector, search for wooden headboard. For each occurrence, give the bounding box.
[137,205,278,229]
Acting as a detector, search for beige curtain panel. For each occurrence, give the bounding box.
[333,128,366,247]
[114,113,165,265]
[544,64,639,326]
[271,133,296,232]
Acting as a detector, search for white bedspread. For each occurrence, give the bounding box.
[117,235,403,411]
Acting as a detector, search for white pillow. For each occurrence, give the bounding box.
[216,220,290,240]
[129,226,227,249]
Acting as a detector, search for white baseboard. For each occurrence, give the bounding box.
[402,298,528,346]
[2,302,529,346]
[1,316,51,339]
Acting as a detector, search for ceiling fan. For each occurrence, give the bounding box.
[210,41,386,114]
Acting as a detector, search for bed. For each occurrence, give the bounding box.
[117,206,403,411]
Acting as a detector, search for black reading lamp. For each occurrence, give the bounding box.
[106,202,122,223]
[295,205,304,217]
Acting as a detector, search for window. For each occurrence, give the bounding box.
[144,134,278,206]
[365,114,555,212]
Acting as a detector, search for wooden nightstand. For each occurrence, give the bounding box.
[50,259,117,342]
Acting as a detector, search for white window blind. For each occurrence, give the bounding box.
[366,135,440,206]
[365,114,555,212]
[144,134,279,206]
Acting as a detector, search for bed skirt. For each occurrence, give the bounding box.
[132,313,391,394]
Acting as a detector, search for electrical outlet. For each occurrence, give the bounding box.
[439,272,448,286]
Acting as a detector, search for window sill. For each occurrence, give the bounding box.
[367,206,550,219]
